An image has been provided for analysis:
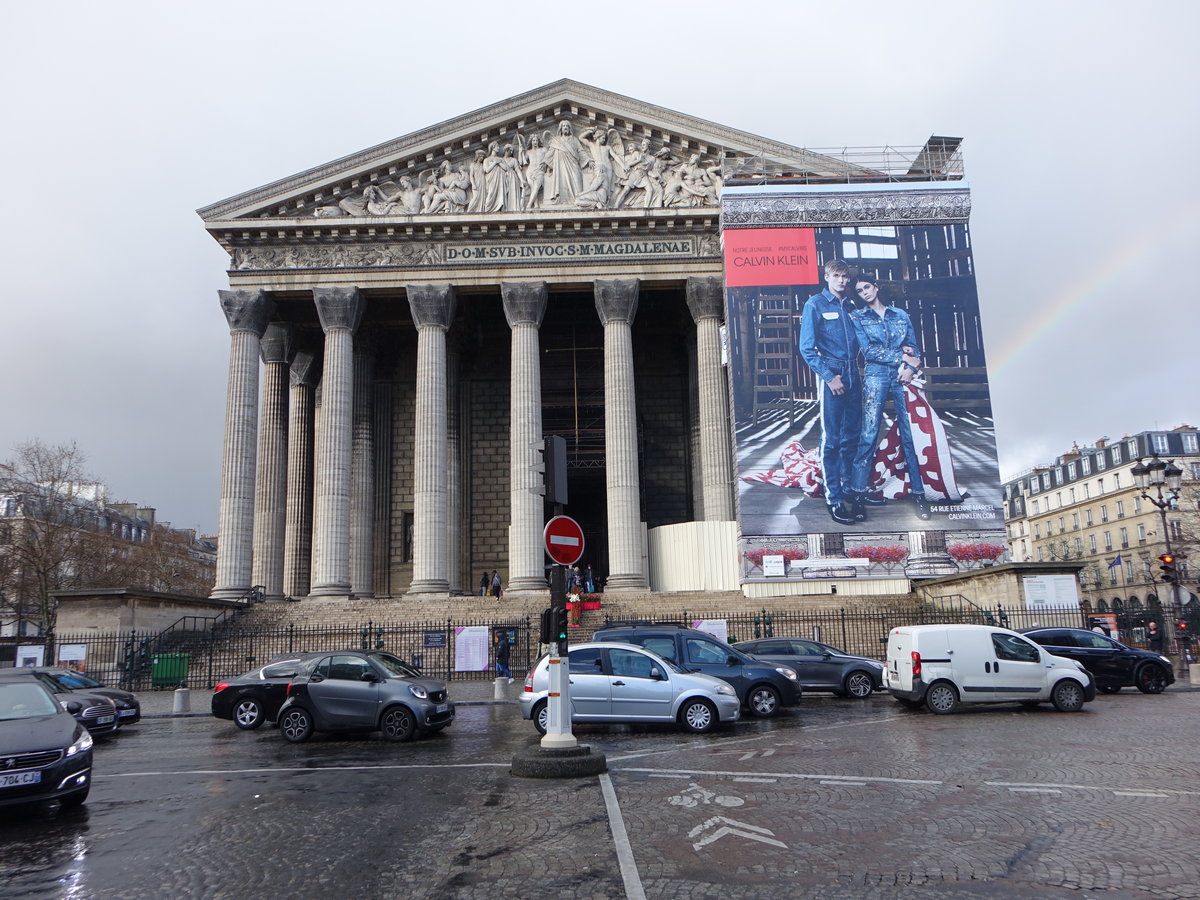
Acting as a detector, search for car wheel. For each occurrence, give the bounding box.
[1135,664,1168,694]
[895,697,923,710]
[233,698,265,730]
[279,707,314,743]
[679,698,717,734]
[532,701,548,735]
[747,685,780,718]
[381,705,416,742]
[844,671,874,699]
[925,681,959,715]
[1098,685,1122,694]
[1051,679,1086,712]
[58,785,90,810]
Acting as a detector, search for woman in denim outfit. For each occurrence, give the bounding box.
[848,275,930,521]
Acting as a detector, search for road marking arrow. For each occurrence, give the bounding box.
[688,816,787,851]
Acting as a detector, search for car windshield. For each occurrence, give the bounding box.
[50,671,104,690]
[371,653,421,679]
[0,682,60,720]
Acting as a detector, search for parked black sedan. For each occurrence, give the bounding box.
[1019,627,1176,694]
[277,650,454,743]
[0,677,93,810]
[735,637,885,698]
[0,669,119,736]
[211,654,322,729]
[30,667,141,726]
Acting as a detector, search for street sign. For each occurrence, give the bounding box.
[544,515,585,566]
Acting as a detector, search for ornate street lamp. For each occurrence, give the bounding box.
[1133,455,1189,677]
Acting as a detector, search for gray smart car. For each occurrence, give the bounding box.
[276,650,453,743]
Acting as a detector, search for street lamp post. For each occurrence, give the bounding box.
[1131,455,1189,678]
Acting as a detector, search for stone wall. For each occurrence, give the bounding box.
[467,377,511,589]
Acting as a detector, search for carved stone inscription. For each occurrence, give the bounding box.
[230,235,717,272]
[312,120,724,218]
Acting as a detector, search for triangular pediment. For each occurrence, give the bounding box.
[198,80,873,224]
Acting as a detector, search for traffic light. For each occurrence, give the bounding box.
[1158,554,1179,584]
[538,606,571,647]
[539,606,554,644]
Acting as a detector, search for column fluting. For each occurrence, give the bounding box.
[687,275,735,521]
[251,323,293,601]
[283,350,317,599]
[349,338,376,598]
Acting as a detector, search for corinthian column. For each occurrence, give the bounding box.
[211,289,274,601]
[595,279,648,590]
[283,351,317,599]
[502,281,550,592]
[687,276,734,521]
[251,323,293,601]
[310,287,363,597]
[406,283,456,594]
[349,337,376,598]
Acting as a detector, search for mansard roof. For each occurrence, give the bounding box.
[197,79,870,224]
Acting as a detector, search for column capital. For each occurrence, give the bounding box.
[314,286,364,334]
[501,281,548,329]
[686,275,725,323]
[219,289,274,337]
[260,322,295,365]
[594,278,640,326]
[405,283,456,330]
[289,350,319,388]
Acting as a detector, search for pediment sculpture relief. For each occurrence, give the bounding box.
[314,120,724,218]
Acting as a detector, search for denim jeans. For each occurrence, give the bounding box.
[850,373,925,498]
[818,360,861,507]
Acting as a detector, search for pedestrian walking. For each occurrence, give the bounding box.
[495,631,512,683]
[479,571,489,597]
[491,570,502,598]
[1148,621,1164,653]
[584,565,594,594]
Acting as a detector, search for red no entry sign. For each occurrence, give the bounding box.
[544,515,585,566]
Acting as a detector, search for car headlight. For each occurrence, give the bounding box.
[1159,656,1172,665]
[715,683,736,696]
[67,731,93,757]
[409,685,428,700]
[776,666,798,681]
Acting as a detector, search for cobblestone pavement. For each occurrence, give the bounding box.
[2,686,1197,899]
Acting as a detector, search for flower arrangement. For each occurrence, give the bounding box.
[846,545,910,564]
[946,542,1007,562]
[744,547,809,567]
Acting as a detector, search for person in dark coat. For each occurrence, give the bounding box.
[495,632,512,683]
[491,570,502,598]
[1148,621,1164,653]
[479,572,489,597]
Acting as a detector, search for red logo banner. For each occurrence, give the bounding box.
[722,228,818,287]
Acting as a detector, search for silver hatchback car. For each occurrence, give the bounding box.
[519,642,740,734]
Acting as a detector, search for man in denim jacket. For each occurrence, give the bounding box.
[799,259,861,525]
[847,273,930,522]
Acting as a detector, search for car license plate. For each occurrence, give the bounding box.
[1,771,41,788]
[436,703,448,713]
[96,715,115,724]
[119,709,136,717]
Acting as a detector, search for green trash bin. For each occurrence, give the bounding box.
[151,653,190,687]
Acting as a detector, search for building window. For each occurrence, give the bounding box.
[1086,509,1094,526]
[1034,524,1041,539]
[1116,500,1125,518]
[1098,477,1105,494]
[1037,547,1044,561]
[1058,516,1065,532]
[1081,456,1091,475]
[1114,443,1125,463]
[1109,567,1118,585]
[1138,523,1146,543]
[1072,513,1080,530]
[1096,453,1107,471]
[1100,505,1108,522]
[1114,473,1121,489]
[1074,537,1082,554]
[1133,496,1141,513]
[1143,560,1153,580]
[1170,520,1183,540]
[1104,532,1112,551]
[1083,483,1091,499]
[1067,462,1076,479]
[1191,462,1200,480]
[1069,487,1076,503]
[1089,534,1097,553]
[1152,434,1169,454]
[1031,499,1040,514]
[1020,539,1028,558]
[1119,527,1128,548]
[1125,560,1134,581]
[1183,432,1198,453]
[1042,473,1051,491]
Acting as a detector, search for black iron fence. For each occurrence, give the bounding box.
[2,599,1187,692]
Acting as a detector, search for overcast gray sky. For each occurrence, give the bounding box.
[2,1,1197,535]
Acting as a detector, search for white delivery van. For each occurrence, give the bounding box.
[884,624,1095,714]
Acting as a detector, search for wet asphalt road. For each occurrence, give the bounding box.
[3,689,1198,899]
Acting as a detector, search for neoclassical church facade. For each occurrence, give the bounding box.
[198,80,896,602]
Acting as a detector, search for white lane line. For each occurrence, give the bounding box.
[646,773,690,779]
[733,777,777,784]
[97,762,511,779]
[821,780,866,786]
[739,752,756,761]
[1114,791,1170,798]
[619,767,941,786]
[987,781,1200,798]
[761,749,775,757]
[599,773,647,900]
[1008,787,1062,794]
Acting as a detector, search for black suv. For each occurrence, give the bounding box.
[591,623,801,717]
[1019,627,1175,694]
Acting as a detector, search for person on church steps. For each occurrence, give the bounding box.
[491,570,502,598]
[479,571,489,597]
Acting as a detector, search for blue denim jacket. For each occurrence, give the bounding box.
[799,289,859,385]
[850,305,921,378]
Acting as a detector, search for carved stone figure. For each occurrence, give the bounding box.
[482,141,505,212]
[517,134,549,210]
[498,144,525,212]
[576,128,626,210]
[394,175,422,214]
[425,161,469,214]
[544,120,588,207]
[467,149,488,213]
[613,137,654,209]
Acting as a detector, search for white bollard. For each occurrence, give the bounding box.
[173,686,191,714]
[494,676,507,700]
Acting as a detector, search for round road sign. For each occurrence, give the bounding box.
[544,515,585,566]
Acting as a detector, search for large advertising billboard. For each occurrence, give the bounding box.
[722,182,1006,582]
